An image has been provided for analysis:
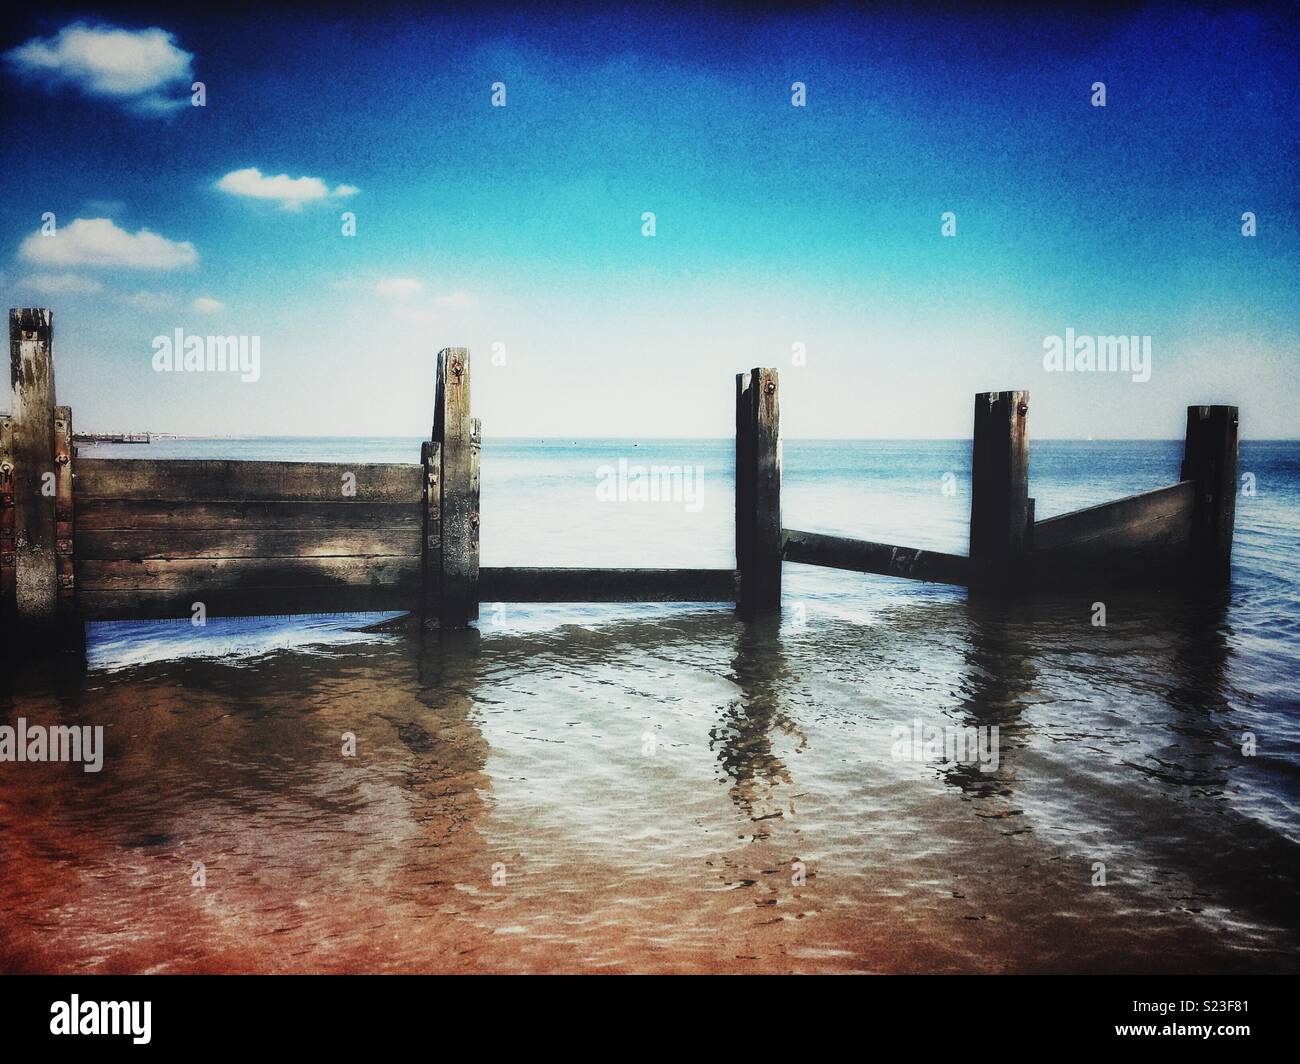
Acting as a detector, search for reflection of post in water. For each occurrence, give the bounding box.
[713,612,804,817]
[1163,587,1232,718]
[1136,586,1234,791]
[947,597,1038,797]
[398,626,489,841]
[416,624,481,702]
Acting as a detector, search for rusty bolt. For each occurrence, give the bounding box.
[764,380,776,396]
[55,453,70,466]
[1017,401,1028,417]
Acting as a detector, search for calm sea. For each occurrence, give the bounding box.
[2,437,1297,972]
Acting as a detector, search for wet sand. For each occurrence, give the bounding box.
[2,589,1298,974]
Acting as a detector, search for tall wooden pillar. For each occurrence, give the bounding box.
[735,367,781,612]
[435,348,479,628]
[969,390,1030,594]
[9,309,57,635]
[1180,405,1238,584]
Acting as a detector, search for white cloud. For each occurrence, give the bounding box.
[19,217,197,270]
[4,22,193,114]
[192,296,225,313]
[216,167,358,211]
[376,278,423,298]
[17,273,104,295]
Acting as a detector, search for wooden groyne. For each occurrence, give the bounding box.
[1,309,1237,653]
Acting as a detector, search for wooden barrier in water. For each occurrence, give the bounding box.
[0,308,1238,653]
[783,388,1238,596]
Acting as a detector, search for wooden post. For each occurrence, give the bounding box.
[0,416,15,636]
[9,309,57,636]
[969,390,1030,594]
[53,405,81,652]
[420,440,442,629]
[1180,405,1238,584]
[734,372,754,590]
[735,367,781,611]
[437,348,479,628]
[468,416,481,622]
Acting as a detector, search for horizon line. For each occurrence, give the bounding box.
[71,433,1297,443]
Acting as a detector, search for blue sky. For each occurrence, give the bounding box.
[2,3,1297,438]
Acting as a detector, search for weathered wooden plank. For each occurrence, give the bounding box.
[420,439,441,629]
[75,527,420,561]
[1032,480,1194,554]
[9,308,57,631]
[77,555,420,592]
[439,349,478,627]
[479,567,738,602]
[782,529,969,586]
[969,389,1030,593]
[74,499,422,531]
[736,367,781,611]
[0,416,15,631]
[1028,481,1195,589]
[1181,405,1239,583]
[75,459,422,502]
[79,584,418,621]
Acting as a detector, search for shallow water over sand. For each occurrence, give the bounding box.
[2,589,1297,974]
[1,439,1298,972]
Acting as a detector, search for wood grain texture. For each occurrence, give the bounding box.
[53,405,81,650]
[9,308,57,628]
[420,439,442,629]
[0,416,15,630]
[76,527,420,561]
[969,389,1030,593]
[75,459,421,502]
[782,529,968,586]
[735,371,754,586]
[77,555,420,592]
[1032,481,1194,554]
[735,367,781,611]
[438,348,478,627]
[1181,405,1239,583]
[74,499,422,531]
